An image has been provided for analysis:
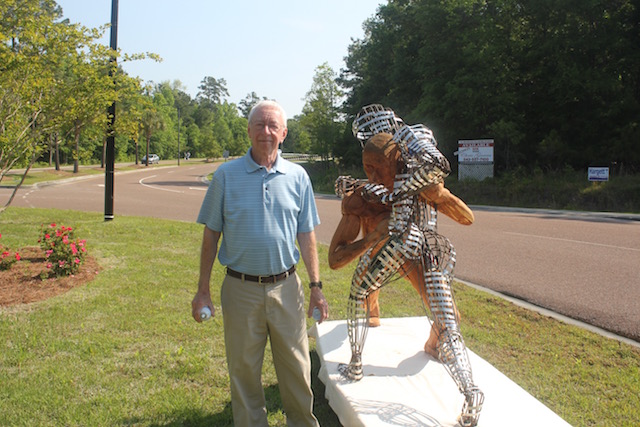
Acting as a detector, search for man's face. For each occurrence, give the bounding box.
[363,151,396,189]
[247,106,288,156]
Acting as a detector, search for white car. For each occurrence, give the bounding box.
[141,154,160,164]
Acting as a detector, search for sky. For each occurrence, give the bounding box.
[55,0,385,118]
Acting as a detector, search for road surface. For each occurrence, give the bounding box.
[2,163,639,342]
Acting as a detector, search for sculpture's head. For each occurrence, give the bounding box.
[362,133,402,189]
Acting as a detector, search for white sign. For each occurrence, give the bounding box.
[588,167,609,182]
[457,139,494,163]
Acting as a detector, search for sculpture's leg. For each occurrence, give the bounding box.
[424,268,484,426]
[339,236,406,381]
[366,290,381,327]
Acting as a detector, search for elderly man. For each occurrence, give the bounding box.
[192,100,327,427]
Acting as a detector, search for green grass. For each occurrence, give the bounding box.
[1,208,639,426]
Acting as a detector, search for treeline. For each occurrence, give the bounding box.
[337,0,640,174]
[0,0,319,182]
[3,0,639,185]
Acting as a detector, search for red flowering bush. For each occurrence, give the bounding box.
[39,223,87,277]
[0,233,21,271]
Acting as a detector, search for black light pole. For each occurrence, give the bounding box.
[105,0,118,221]
[177,107,180,166]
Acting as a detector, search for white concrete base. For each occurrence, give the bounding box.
[309,317,572,427]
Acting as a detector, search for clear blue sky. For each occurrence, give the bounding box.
[55,0,385,117]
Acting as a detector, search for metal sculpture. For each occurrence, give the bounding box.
[333,104,484,426]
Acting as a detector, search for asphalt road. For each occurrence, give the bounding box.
[2,162,639,343]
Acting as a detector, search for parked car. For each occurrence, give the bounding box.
[141,154,159,165]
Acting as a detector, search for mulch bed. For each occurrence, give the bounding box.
[0,246,100,306]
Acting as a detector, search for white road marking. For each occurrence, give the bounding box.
[138,175,183,194]
[504,231,640,252]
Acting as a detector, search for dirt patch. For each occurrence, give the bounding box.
[0,246,100,306]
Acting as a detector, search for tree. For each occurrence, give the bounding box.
[115,78,148,165]
[301,63,343,161]
[140,106,165,166]
[284,118,311,154]
[197,76,229,105]
[1,0,63,190]
[60,41,116,173]
[0,0,117,208]
[340,0,640,172]
[238,92,267,118]
[220,102,251,156]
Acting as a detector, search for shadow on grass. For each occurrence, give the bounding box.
[139,405,233,426]
[311,350,343,426]
[122,351,342,426]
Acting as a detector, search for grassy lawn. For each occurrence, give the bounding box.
[1,207,639,426]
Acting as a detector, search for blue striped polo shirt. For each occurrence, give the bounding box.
[197,149,320,276]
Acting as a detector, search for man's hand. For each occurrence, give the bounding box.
[308,287,328,323]
[191,291,214,323]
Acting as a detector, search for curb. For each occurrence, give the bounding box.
[469,204,640,222]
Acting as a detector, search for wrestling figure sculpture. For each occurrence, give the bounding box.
[329,104,484,426]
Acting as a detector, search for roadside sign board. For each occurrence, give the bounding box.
[457,139,494,163]
[588,167,609,182]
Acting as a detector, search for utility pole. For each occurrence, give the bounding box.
[104,0,118,221]
[177,107,180,166]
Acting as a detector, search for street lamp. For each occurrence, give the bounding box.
[104,0,118,221]
[177,107,180,166]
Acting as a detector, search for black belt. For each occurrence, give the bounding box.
[226,265,296,284]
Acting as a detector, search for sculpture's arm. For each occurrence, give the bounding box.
[419,182,475,225]
[328,196,390,270]
[335,175,369,198]
[379,124,451,204]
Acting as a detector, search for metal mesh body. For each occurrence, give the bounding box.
[340,236,407,381]
[337,104,484,426]
[387,124,451,203]
[334,175,368,199]
[352,104,403,147]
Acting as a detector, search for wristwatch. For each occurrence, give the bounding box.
[309,281,323,289]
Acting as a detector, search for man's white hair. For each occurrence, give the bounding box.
[248,100,288,126]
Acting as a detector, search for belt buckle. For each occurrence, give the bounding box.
[258,275,271,284]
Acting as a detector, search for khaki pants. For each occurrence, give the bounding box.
[221,272,319,427]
